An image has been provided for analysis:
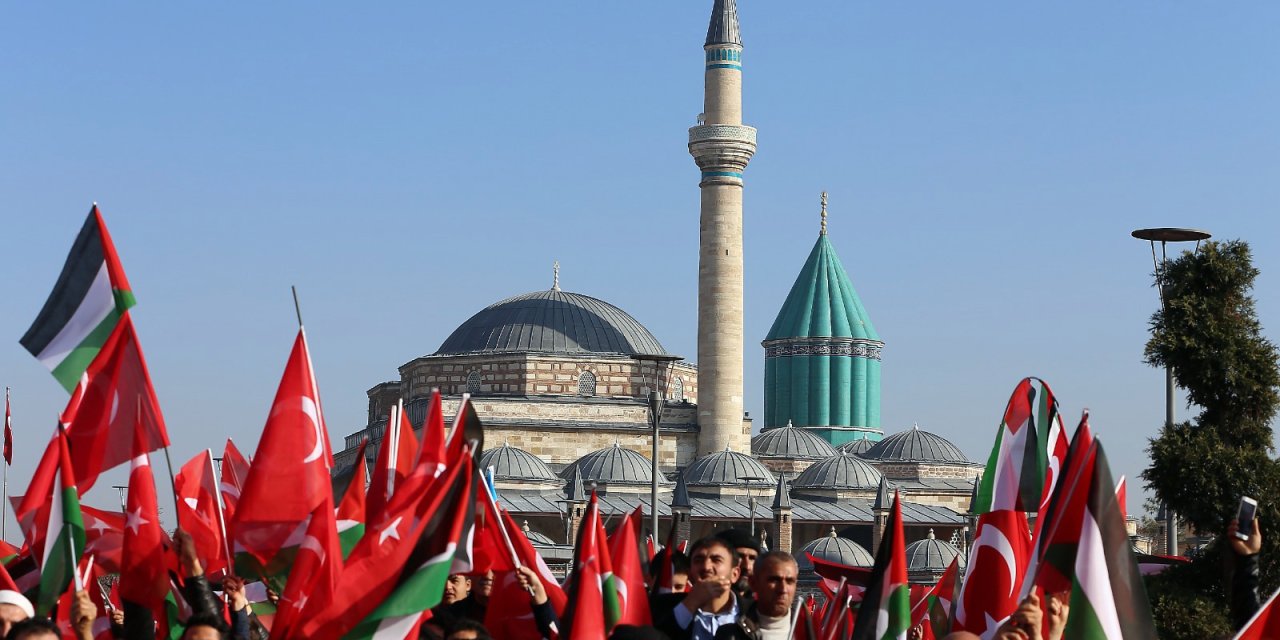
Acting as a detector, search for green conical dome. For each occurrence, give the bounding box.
[763,230,883,446]
[765,235,879,342]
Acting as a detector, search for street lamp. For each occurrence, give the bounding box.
[630,353,685,544]
[739,476,764,536]
[1132,226,1211,556]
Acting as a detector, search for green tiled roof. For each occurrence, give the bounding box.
[765,235,878,342]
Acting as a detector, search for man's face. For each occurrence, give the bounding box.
[671,571,689,592]
[690,542,740,585]
[446,631,479,640]
[0,603,28,636]
[444,574,471,604]
[474,570,495,601]
[751,558,798,618]
[736,547,758,579]
[182,625,222,640]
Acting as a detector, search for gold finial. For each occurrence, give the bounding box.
[820,191,828,235]
[552,261,561,291]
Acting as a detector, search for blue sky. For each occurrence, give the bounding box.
[2,1,1278,528]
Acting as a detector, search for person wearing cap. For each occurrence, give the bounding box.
[0,589,35,636]
[714,529,760,600]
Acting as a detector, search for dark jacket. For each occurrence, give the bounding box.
[713,602,770,640]
[1232,551,1262,630]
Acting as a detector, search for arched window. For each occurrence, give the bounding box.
[467,370,482,395]
[578,370,597,397]
[670,377,685,403]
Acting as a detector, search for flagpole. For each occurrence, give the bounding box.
[3,386,9,543]
[788,596,804,639]
[206,449,236,576]
[141,394,183,523]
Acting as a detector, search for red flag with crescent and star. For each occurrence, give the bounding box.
[231,328,334,565]
[953,509,1032,637]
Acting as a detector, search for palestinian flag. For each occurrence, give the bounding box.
[36,431,86,616]
[851,490,909,640]
[21,206,136,392]
[976,377,1062,513]
[1061,443,1156,640]
[336,438,369,559]
[1029,410,1095,597]
[923,556,959,637]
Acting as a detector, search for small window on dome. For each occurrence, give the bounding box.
[578,370,597,397]
[467,370,482,395]
[670,377,685,403]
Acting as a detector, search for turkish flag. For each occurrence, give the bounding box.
[175,451,229,576]
[270,497,342,639]
[485,507,568,640]
[118,431,169,637]
[953,509,1032,637]
[562,492,607,640]
[59,313,169,494]
[366,402,419,525]
[232,329,334,565]
[80,506,126,574]
[220,439,251,517]
[417,390,446,476]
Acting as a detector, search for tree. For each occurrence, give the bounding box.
[1141,240,1280,638]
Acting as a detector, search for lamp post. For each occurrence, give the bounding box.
[739,476,764,536]
[630,353,684,544]
[1132,227,1211,556]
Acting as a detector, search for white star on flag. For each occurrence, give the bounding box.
[125,506,149,534]
[379,516,403,545]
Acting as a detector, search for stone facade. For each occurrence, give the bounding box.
[400,354,698,403]
[875,462,977,481]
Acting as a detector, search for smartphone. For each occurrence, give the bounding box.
[1236,496,1258,541]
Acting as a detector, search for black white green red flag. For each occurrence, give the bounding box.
[35,430,85,616]
[975,377,1066,514]
[851,490,910,640]
[21,206,136,392]
[1060,442,1156,640]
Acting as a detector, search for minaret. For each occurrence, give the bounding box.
[690,0,756,455]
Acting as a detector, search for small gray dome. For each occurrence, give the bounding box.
[836,438,876,456]
[521,520,556,546]
[862,425,974,464]
[905,529,965,572]
[797,527,874,571]
[793,452,883,490]
[435,289,666,356]
[560,443,662,486]
[684,448,776,488]
[479,444,559,482]
[752,423,838,460]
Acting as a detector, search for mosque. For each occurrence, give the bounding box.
[331,0,981,584]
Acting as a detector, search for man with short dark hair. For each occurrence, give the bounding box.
[714,529,760,599]
[5,617,59,640]
[444,618,492,640]
[652,536,748,640]
[715,551,797,639]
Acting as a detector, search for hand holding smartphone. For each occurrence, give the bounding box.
[1236,496,1258,541]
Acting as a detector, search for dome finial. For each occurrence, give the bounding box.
[829,526,837,538]
[819,191,828,236]
[927,528,935,539]
[786,419,793,428]
[552,260,561,291]
[913,422,919,430]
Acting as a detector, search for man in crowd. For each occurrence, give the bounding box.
[443,574,472,606]
[714,530,760,600]
[649,548,691,594]
[715,551,797,640]
[652,536,749,640]
[447,570,493,622]
[0,591,33,637]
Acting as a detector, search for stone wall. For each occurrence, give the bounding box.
[400,354,698,403]
[874,462,982,481]
[485,425,698,469]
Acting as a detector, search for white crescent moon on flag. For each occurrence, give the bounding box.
[973,523,1019,598]
[300,396,324,463]
[300,534,326,564]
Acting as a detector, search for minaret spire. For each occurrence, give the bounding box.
[690,0,756,455]
[820,192,828,236]
[705,0,741,46]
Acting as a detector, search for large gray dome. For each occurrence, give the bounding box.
[793,452,883,490]
[797,528,874,571]
[862,426,974,465]
[752,423,838,460]
[684,449,776,488]
[560,443,662,486]
[836,438,876,456]
[435,289,666,356]
[905,529,965,572]
[479,444,559,482]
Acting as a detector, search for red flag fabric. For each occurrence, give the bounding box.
[1235,586,1280,640]
[607,508,652,627]
[1115,475,1127,520]
[175,451,229,577]
[1030,413,1097,596]
[297,448,474,640]
[485,507,568,640]
[652,523,679,595]
[271,498,342,639]
[232,329,333,565]
[792,602,817,640]
[81,506,126,574]
[470,482,516,575]
[953,509,1032,637]
[563,492,607,640]
[4,389,12,466]
[58,313,169,494]
[118,432,168,637]
[219,439,251,517]
[417,390,446,476]
[366,402,419,525]
[927,556,960,638]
